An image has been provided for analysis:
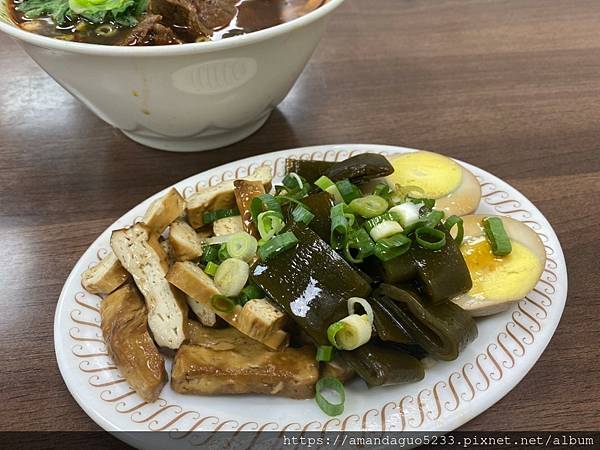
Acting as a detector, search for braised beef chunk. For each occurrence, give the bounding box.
[149,0,237,39]
[119,14,183,46]
[119,14,162,46]
[151,23,184,45]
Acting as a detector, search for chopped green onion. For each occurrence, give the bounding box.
[404,209,445,234]
[374,233,412,261]
[408,197,436,209]
[214,258,250,297]
[292,204,315,225]
[226,232,258,262]
[347,297,374,326]
[315,377,345,416]
[203,261,219,277]
[315,175,335,191]
[415,226,446,250]
[210,295,237,313]
[373,182,393,200]
[316,345,334,362]
[202,208,240,225]
[444,215,464,245]
[369,220,404,242]
[315,175,343,203]
[327,314,372,350]
[389,202,421,228]
[282,172,304,191]
[218,243,230,262]
[335,179,362,203]
[242,283,264,300]
[257,211,285,241]
[250,194,282,221]
[258,231,298,261]
[201,244,219,263]
[330,203,349,249]
[237,283,264,306]
[483,216,512,256]
[347,195,388,218]
[343,228,375,263]
[363,212,397,233]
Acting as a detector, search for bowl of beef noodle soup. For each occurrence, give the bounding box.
[0,0,344,151]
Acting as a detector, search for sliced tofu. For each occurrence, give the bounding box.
[169,219,204,261]
[237,298,287,341]
[81,252,129,295]
[166,261,288,350]
[212,216,244,236]
[111,223,187,349]
[101,284,167,402]
[159,238,176,267]
[186,166,272,228]
[185,295,217,327]
[143,187,185,235]
[233,179,265,238]
[172,322,317,399]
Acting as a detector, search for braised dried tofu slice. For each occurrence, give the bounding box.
[166,261,289,350]
[173,322,317,399]
[169,219,204,261]
[233,179,266,238]
[143,187,185,235]
[111,223,187,350]
[81,252,129,295]
[212,216,244,236]
[101,284,167,402]
[186,166,272,228]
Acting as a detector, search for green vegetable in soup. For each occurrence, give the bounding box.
[18,0,147,26]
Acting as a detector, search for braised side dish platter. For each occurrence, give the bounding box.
[8,0,325,45]
[80,151,546,416]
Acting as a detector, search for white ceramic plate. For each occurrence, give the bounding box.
[54,144,567,449]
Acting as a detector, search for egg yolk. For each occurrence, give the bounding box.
[387,151,463,199]
[461,238,543,302]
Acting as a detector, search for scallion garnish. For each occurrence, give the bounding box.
[316,345,334,362]
[202,208,240,225]
[210,294,236,313]
[315,175,344,203]
[226,232,258,262]
[250,194,282,221]
[258,231,298,261]
[335,179,362,204]
[242,283,264,300]
[363,212,397,233]
[414,226,446,250]
[257,211,285,241]
[201,244,219,263]
[388,202,421,228]
[369,220,404,242]
[483,216,512,256]
[343,228,375,263]
[218,243,230,262]
[315,377,345,416]
[291,204,315,225]
[374,233,412,261]
[203,261,219,277]
[408,197,436,209]
[403,209,445,234]
[373,182,392,200]
[444,215,465,245]
[330,203,349,249]
[347,195,388,218]
[327,314,372,350]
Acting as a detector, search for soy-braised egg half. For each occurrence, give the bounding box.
[451,214,546,316]
[386,151,481,217]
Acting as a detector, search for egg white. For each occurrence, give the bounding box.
[451,214,546,316]
[386,151,481,217]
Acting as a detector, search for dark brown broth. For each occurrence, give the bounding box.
[8,0,325,45]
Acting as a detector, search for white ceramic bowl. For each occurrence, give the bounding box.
[0,0,344,151]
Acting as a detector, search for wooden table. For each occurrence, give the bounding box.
[1,0,598,444]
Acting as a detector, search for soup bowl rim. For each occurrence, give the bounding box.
[0,0,344,57]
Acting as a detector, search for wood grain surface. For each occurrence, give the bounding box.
[0,0,598,444]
